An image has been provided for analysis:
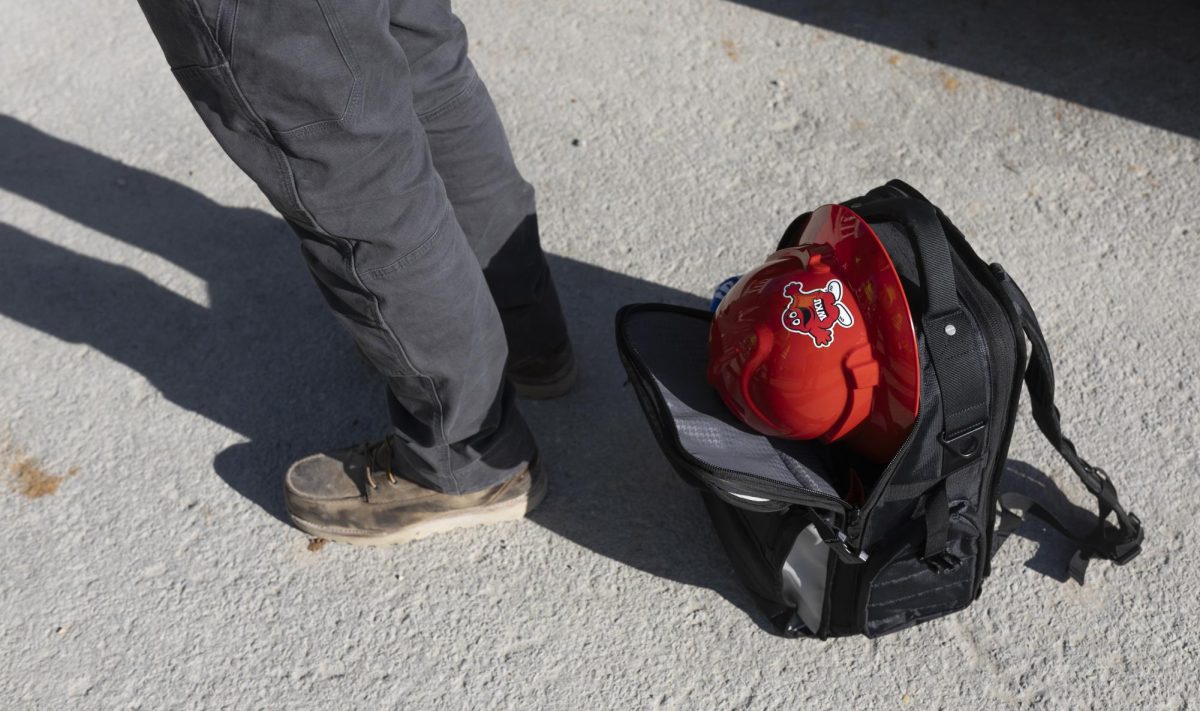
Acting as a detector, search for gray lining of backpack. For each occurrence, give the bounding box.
[622,307,840,500]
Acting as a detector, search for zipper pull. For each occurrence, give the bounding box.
[845,507,863,540]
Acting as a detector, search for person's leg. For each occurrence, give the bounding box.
[136,1,540,538]
[388,0,575,397]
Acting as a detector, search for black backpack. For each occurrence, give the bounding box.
[614,180,1144,638]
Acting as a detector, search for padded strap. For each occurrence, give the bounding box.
[846,182,993,567]
[992,266,1144,582]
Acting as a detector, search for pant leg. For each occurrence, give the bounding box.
[387,0,570,361]
[137,0,534,494]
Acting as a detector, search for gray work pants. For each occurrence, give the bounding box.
[137,0,566,494]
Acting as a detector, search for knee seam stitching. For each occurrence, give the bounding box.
[358,222,443,281]
[416,70,481,123]
[227,0,240,65]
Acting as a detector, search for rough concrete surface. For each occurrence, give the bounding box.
[1,1,1197,708]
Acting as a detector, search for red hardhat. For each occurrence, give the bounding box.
[707,204,920,463]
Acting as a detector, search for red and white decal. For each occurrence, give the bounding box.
[781,279,854,347]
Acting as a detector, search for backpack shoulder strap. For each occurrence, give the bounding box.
[842,181,992,571]
[992,265,1144,583]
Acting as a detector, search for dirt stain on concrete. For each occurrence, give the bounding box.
[721,38,740,62]
[2,442,77,499]
[940,71,961,93]
[307,538,328,553]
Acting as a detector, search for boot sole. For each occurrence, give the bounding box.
[289,463,548,547]
[509,358,578,400]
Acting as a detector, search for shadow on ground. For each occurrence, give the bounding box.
[996,460,1104,583]
[1,117,1096,634]
[0,116,765,627]
[730,0,1200,139]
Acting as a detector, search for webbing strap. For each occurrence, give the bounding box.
[801,509,870,565]
[993,267,1143,582]
[850,183,989,442]
[922,482,960,574]
[849,182,991,569]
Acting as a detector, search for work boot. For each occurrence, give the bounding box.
[284,437,546,545]
[506,340,577,399]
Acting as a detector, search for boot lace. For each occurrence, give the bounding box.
[354,436,398,491]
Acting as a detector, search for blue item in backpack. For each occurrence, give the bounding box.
[710,276,742,312]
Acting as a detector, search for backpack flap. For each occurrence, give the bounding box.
[614,303,853,516]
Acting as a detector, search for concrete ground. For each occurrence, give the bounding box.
[1,0,1197,708]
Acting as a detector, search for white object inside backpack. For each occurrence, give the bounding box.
[780,523,830,634]
[726,491,772,503]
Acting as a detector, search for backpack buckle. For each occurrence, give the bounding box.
[1072,512,1144,584]
[938,421,986,475]
[1081,465,1143,565]
[1107,511,1144,565]
[1081,464,1114,497]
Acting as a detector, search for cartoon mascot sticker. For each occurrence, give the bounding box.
[781,279,854,347]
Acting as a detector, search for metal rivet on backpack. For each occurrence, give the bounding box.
[945,323,957,336]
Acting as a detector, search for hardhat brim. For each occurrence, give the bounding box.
[793,204,921,461]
